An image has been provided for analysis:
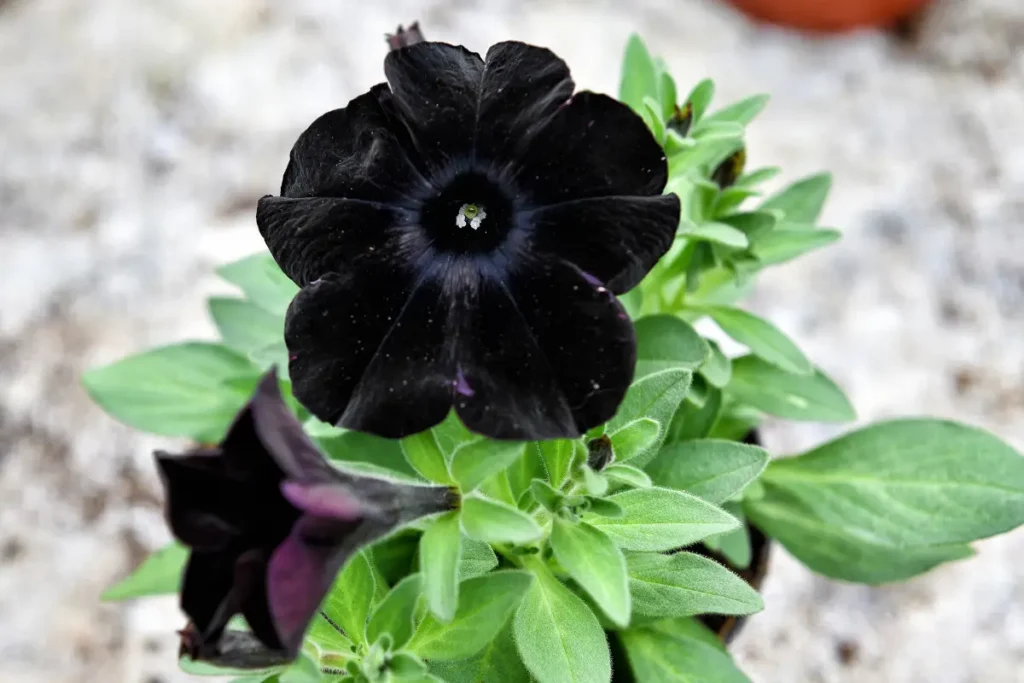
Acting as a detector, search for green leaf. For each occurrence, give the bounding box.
[180,658,284,678]
[507,444,545,503]
[646,439,769,504]
[641,96,666,144]
[459,538,499,579]
[619,34,659,114]
[531,479,565,512]
[759,172,831,224]
[587,497,625,518]
[432,411,479,460]
[608,367,693,468]
[550,518,631,627]
[429,623,531,683]
[700,93,769,127]
[514,558,611,683]
[450,440,527,493]
[626,551,762,618]
[585,487,739,551]
[208,297,284,357]
[216,252,299,316]
[683,221,750,250]
[658,69,678,122]
[401,430,453,484]
[318,430,419,478]
[736,166,781,187]
[604,463,653,489]
[460,497,543,545]
[581,465,609,497]
[619,625,750,683]
[420,512,462,623]
[768,418,1024,542]
[365,573,422,650]
[669,135,743,179]
[683,78,715,123]
[746,482,974,583]
[408,570,534,661]
[727,356,856,422]
[704,502,754,569]
[634,315,709,373]
[697,341,732,389]
[752,228,842,265]
[279,653,322,683]
[697,306,812,375]
[609,418,660,463]
[322,551,377,646]
[537,440,577,488]
[102,541,187,600]
[82,343,261,442]
[668,380,722,442]
[717,211,777,241]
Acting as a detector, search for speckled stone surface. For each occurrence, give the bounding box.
[1,1,1022,682]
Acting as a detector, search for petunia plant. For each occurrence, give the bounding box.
[85,26,1024,683]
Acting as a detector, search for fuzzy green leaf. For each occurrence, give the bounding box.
[619,34,659,114]
[698,306,812,375]
[646,439,769,504]
[322,551,378,646]
[409,570,534,661]
[420,512,462,623]
[451,440,527,493]
[551,518,631,627]
[634,315,709,374]
[208,297,284,357]
[216,252,299,316]
[752,228,842,265]
[609,418,660,463]
[429,623,531,683]
[585,487,738,551]
[401,430,453,484]
[459,538,499,580]
[460,497,543,545]
[608,367,693,468]
[514,559,611,683]
[727,356,855,422]
[620,624,750,682]
[626,551,762,618]
[82,343,261,442]
[102,542,187,601]
[759,172,831,224]
[365,573,422,650]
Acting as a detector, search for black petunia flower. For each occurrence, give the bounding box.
[257,40,680,440]
[157,370,454,662]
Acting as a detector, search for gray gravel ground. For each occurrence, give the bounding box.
[1,0,1023,681]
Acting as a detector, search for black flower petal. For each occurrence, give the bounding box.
[279,85,432,205]
[261,40,679,441]
[512,92,668,205]
[528,194,680,294]
[285,268,453,439]
[159,371,454,665]
[451,259,636,439]
[257,196,414,287]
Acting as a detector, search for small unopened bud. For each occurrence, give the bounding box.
[386,22,425,51]
[667,101,694,137]
[586,434,614,471]
[711,147,747,189]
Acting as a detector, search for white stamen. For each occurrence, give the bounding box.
[456,203,487,230]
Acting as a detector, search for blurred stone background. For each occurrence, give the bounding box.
[1,0,1022,681]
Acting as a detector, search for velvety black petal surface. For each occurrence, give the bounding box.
[257,195,414,287]
[285,268,453,437]
[528,194,680,294]
[512,92,668,206]
[156,455,242,550]
[181,551,237,642]
[453,259,636,439]
[280,86,431,204]
[383,43,484,172]
[471,42,573,164]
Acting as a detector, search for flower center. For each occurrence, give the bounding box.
[420,172,516,253]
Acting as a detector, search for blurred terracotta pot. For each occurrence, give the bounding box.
[725,0,933,32]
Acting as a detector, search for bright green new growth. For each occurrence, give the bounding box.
[88,32,1024,683]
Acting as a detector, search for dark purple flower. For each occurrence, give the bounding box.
[257,40,680,441]
[157,370,454,662]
